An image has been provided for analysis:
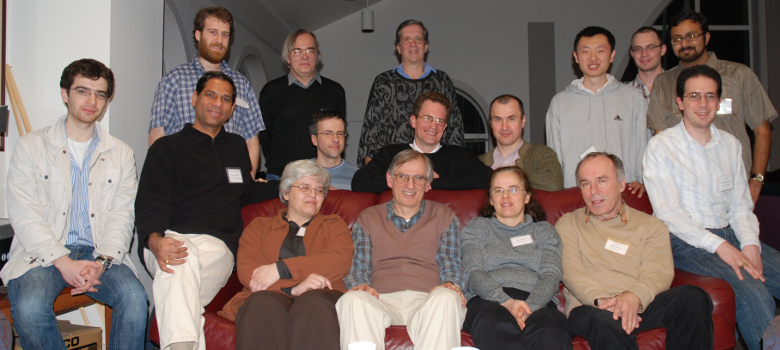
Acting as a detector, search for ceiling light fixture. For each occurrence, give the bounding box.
[361,0,374,33]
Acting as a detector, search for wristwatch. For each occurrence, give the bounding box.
[95,255,113,270]
[751,173,765,184]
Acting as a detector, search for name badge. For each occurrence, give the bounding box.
[580,146,597,160]
[511,235,534,247]
[296,227,306,237]
[717,174,734,192]
[226,167,244,183]
[717,98,732,115]
[235,97,250,109]
[605,239,629,255]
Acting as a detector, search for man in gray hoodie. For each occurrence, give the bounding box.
[546,26,648,192]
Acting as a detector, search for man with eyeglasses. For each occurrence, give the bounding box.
[558,151,714,350]
[545,26,648,192]
[260,29,346,180]
[309,108,357,190]
[628,27,667,101]
[137,72,279,350]
[149,7,265,178]
[337,149,466,350]
[2,59,148,350]
[647,10,777,205]
[351,91,491,193]
[356,19,464,167]
[480,94,564,191]
[644,65,780,350]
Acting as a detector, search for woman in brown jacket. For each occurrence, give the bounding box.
[220,160,354,350]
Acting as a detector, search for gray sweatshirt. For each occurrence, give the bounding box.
[545,76,648,188]
[461,215,562,312]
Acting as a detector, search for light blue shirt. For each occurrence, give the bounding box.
[66,126,100,247]
[394,63,437,79]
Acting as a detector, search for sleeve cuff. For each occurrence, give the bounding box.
[701,233,727,254]
[281,286,294,296]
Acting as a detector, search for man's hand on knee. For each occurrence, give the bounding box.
[148,232,188,274]
[53,256,102,293]
[610,291,642,334]
[432,281,466,307]
[742,244,765,279]
[715,241,764,282]
[348,284,379,298]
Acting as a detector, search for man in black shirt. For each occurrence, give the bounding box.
[352,91,491,193]
[259,29,346,179]
[136,72,278,350]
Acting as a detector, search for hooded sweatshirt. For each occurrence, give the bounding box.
[545,75,648,188]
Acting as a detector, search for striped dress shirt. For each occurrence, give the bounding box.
[643,121,759,253]
[66,127,100,247]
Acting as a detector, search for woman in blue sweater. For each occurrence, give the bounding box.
[461,166,571,350]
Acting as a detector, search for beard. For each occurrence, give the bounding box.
[198,40,227,64]
[677,46,705,63]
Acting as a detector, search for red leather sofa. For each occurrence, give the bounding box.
[149,187,736,350]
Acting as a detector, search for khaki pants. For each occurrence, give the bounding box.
[336,288,466,350]
[144,231,234,350]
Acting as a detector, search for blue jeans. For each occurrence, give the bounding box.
[671,227,780,350]
[8,245,148,350]
[266,173,281,180]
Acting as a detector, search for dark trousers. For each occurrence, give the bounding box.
[235,289,343,350]
[462,287,572,350]
[568,285,714,350]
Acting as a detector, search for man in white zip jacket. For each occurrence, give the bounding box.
[2,59,147,350]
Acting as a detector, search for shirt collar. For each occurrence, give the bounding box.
[385,199,426,223]
[63,120,101,146]
[394,63,437,79]
[493,141,523,160]
[584,201,628,224]
[576,74,615,94]
[410,140,442,153]
[676,120,722,151]
[190,54,229,74]
[181,123,228,143]
[287,71,322,88]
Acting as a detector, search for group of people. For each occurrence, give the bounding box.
[2,4,779,350]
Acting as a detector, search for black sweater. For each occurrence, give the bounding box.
[136,124,279,258]
[351,144,492,193]
[258,75,346,175]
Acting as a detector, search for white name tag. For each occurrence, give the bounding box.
[235,97,250,109]
[605,239,629,255]
[511,235,534,247]
[717,174,734,192]
[226,167,244,183]
[580,146,597,160]
[296,227,306,237]
[717,98,732,115]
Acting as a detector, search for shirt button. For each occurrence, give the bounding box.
[63,150,67,154]
[108,179,112,183]
[62,212,66,215]
[44,175,48,179]
[89,183,92,186]
[91,213,95,218]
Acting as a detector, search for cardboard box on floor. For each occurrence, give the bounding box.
[13,320,101,350]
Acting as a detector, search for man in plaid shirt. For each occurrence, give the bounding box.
[336,149,465,350]
[148,7,264,177]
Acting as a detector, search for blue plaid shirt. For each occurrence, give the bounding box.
[149,55,265,140]
[344,200,464,290]
[65,126,100,247]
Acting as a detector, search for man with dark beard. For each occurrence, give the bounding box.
[149,7,265,177]
[647,10,776,205]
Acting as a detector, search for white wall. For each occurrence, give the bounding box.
[314,0,669,163]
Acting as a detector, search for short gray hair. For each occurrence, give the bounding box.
[279,160,331,204]
[387,149,434,182]
[281,29,320,64]
[575,152,625,185]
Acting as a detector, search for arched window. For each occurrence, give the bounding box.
[453,88,490,156]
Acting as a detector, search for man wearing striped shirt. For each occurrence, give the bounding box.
[643,65,780,350]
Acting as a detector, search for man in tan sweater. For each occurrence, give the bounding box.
[556,152,713,350]
[336,150,466,350]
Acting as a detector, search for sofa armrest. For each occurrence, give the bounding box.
[671,268,736,350]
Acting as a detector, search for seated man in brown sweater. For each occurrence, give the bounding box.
[556,152,713,350]
[336,149,466,350]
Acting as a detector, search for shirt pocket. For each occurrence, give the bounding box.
[94,169,121,210]
[36,165,65,210]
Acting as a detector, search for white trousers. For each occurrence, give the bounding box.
[336,288,466,350]
[144,231,234,350]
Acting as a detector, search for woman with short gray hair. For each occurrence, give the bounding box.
[221,160,353,350]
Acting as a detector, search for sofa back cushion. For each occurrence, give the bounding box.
[536,187,653,226]
[241,190,378,229]
[377,189,486,229]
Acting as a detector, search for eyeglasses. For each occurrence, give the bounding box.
[417,115,448,126]
[72,87,108,100]
[491,187,526,196]
[291,48,317,57]
[401,37,425,45]
[630,44,662,54]
[671,32,704,45]
[291,184,325,197]
[317,131,347,138]
[685,93,719,103]
[393,173,428,186]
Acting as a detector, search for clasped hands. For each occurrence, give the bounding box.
[53,256,104,296]
[596,291,643,334]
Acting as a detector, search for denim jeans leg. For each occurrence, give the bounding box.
[671,229,774,350]
[86,258,148,350]
[7,258,72,349]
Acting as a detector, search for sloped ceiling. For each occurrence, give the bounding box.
[257,0,383,32]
